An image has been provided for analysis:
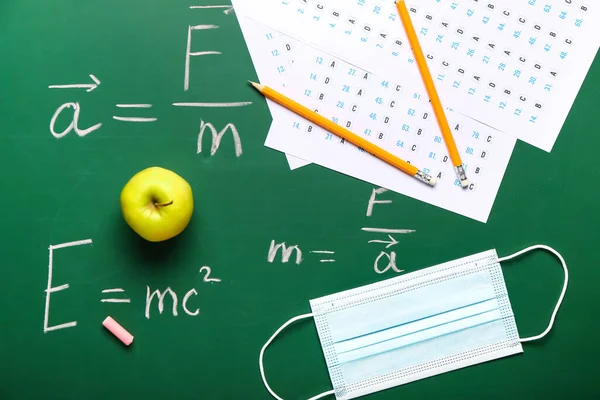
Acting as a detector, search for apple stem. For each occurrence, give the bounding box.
[154,200,173,207]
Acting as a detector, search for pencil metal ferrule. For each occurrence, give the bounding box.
[415,170,436,187]
[454,165,470,188]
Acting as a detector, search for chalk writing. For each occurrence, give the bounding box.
[268,240,303,264]
[366,187,392,217]
[361,227,416,234]
[100,288,131,303]
[98,267,221,319]
[49,74,100,92]
[42,238,221,322]
[199,266,222,282]
[50,103,102,139]
[47,6,255,150]
[182,289,200,316]
[116,104,152,108]
[145,287,179,318]
[374,251,403,274]
[172,102,252,108]
[113,104,157,122]
[310,250,336,263]
[145,286,201,319]
[267,243,341,265]
[197,120,243,157]
[363,228,413,274]
[185,24,222,91]
[189,5,235,15]
[368,234,399,248]
[113,117,157,123]
[43,239,93,333]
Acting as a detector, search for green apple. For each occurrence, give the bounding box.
[120,167,194,242]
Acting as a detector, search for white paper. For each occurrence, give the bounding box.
[245,20,516,222]
[286,154,311,169]
[234,6,312,170]
[234,0,600,152]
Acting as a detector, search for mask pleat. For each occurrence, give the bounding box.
[334,297,500,362]
[324,270,497,344]
[336,302,502,364]
[338,319,515,388]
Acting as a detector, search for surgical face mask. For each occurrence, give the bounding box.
[259,245,568,400]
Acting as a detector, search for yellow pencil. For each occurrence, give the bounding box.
[249,81,436,187]
[396,0,469,188]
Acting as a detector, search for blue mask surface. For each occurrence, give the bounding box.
[259,245,568,400]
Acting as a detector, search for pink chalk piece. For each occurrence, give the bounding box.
[102,316,134,346]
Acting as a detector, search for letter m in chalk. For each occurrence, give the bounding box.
[145,287,179,319]
[267,240,303,265]
[197,120,242,158]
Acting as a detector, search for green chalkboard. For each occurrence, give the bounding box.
[1,1,599,399]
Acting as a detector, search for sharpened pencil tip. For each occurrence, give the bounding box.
[248,81,264,92]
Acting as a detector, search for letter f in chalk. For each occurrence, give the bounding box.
[184,25,222,91]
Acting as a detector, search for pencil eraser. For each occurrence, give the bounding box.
[461,179,470,188]
[103,316,134,346]
[428,177,438,186]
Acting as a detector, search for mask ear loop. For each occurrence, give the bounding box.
[259,313,336,400]
[497,244,569,343]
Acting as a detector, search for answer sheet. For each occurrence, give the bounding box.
[238,16,516,222]
[234,0,600,152]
